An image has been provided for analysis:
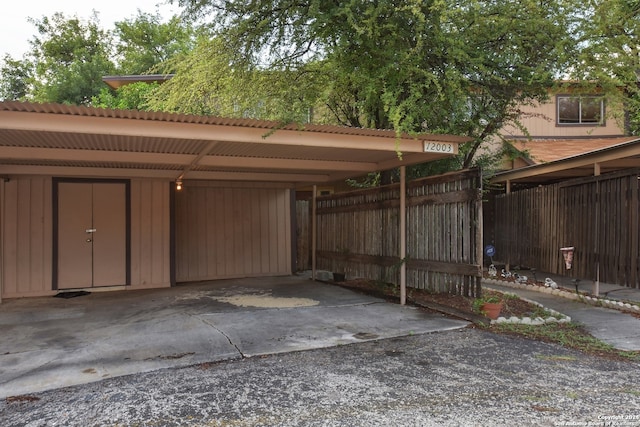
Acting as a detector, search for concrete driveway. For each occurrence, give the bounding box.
[0,275,468,399]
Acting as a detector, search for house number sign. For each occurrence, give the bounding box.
[423,141,455,154]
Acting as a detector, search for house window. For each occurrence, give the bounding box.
[557,95,605,125]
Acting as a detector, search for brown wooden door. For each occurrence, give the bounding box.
[57,182,127,289]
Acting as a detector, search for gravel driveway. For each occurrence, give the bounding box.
[3,328,640,427]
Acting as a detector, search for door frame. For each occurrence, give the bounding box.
[52,178,131,290]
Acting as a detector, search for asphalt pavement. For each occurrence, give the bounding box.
[2,328,639,427]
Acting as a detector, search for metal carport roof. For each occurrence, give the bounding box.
[490,137,640,188]
[0,101,468,186]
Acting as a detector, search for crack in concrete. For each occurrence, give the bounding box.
[194,315,245,358]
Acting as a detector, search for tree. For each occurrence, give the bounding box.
[114,11,197,75]
[161,0,573,173]
[0,55,33,101]
[568,0,640,134]
[0,9,195,107]
[26,12,116,105]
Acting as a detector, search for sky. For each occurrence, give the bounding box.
[0,0,182,59]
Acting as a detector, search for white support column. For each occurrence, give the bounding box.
[311,185,317,281]
[400,166,407,305]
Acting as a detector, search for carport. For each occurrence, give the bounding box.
[0,101,467,300]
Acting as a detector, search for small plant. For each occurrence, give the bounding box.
[473,294,502,314]
[473,293,504,319]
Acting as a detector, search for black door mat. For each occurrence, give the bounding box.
[54,291,91,299]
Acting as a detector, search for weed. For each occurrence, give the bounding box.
[491,322,640,362]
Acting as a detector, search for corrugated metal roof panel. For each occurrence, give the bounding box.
[0,101,468,142]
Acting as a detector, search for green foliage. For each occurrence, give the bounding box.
[27,12,116,105]
[166,0,572,171]
[494,322,640,362]
[568,0,640,134]
[92,82,160,110]
[0,9,195,107]
[0,55,32,101]
[114,12,197,75]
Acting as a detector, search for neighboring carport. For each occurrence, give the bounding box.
[0,101,468,300]
[487,138,640,288]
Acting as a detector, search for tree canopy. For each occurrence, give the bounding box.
[0,9,196,107]
[157,0,574,170]
[3,0,638,175]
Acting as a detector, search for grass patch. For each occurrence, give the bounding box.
[489,322,640,362]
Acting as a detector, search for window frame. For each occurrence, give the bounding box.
[556,94,606,126]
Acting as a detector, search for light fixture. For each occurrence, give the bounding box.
[175,179,183,191]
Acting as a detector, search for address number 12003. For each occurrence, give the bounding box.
[423,141,456,153]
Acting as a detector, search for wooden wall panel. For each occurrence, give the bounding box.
[129,179,171,289]
[1,176,53,298]
[175,182,291,282]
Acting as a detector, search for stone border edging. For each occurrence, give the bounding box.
[482,284,572,325]
[482,278,640,321]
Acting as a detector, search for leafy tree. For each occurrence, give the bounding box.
[568,0,640,134]
[161,0,573,174]
[114,11,197,75]
[27,12,116,105]
[0,9,194,107]
[0,55,33,101]
[92,81,161,110]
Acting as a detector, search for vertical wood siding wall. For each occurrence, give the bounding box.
[175,182,291,282]
[129,179,172,289]
[491,169,640,288]
[315,169,483,296]
[1,176,52,297]
[1,177,172,298]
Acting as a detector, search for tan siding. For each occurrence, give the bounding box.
[175,182,291,282]
[1,176,53,298]
[502,99,625,138]
[130,179,171,289]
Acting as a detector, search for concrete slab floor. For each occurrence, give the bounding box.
[0,276,468,398]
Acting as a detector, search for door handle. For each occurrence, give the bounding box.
[85,228,96,233]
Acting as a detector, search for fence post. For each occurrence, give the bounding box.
[311,185,317,281]
[400,166,406,305]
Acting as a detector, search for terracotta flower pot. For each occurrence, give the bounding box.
[481,302,503,320]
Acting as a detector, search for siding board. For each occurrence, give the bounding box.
[175,183,291,282]
[492,169,640,288]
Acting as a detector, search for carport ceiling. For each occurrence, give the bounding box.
[0,102,469,186]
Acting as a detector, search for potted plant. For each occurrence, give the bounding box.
[473,294,504,320]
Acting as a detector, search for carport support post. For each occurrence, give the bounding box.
[0,177,3,303]
[400,166,406,305]
[311,185,317,281]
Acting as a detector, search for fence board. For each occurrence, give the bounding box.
[308,169,482,296]
[491,168,640,288]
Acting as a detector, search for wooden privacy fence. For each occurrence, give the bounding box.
[313,169,483,297]
[491,168,640,288]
